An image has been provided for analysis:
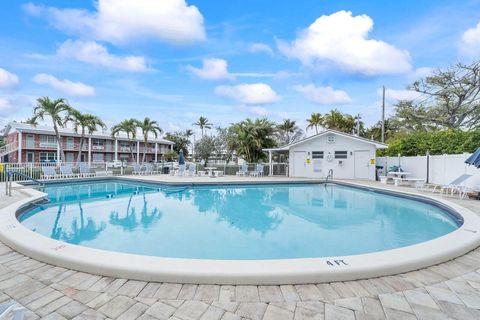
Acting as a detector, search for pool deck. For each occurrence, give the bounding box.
[1,177,480,319]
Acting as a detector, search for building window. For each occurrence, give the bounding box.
[326,135,335,144]
[335,151,348,159]
[40,152,57,162]
[26,152,34,163]
[92,153,104,162]
[40,135,57,147]
[312,151,324,159]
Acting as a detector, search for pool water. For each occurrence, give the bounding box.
[19,180,460,260]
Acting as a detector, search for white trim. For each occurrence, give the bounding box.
[2,180,478,285]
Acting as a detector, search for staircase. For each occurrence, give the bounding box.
[0,142,18,159]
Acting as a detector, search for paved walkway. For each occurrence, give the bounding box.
[1,179,480,319]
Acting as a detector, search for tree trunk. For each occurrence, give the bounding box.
[77,128,85,164]
[143,137,147,163]
[53,122,65,163]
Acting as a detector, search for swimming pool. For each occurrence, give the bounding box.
[19,179,461,260]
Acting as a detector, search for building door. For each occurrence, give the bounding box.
[293,151,307,177]
[354,150,370,180]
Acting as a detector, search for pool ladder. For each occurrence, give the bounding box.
[5,171,44,197]
[326,169,334,182]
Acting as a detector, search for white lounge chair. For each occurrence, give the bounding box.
[236,163,248,176]
[0,301,25,320]
[187,163,197,176]
[79,163,95,178]
[214,170,224,177]
[41,166,58,180]
[432,174,473,198]
[250,164,264,177]
[144,163,156,175]
[60,165,78,178]
[176,164,186,176]
[132,164,144,175]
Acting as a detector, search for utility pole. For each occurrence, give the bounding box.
[381,85,385,143]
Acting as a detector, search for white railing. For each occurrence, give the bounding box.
[0,142,18,157]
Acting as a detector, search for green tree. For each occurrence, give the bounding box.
[231,118,277,162]
[277,119,302,145]
[193,116,213,137]
[306,112,323,134]
[164,132,190,156]
[66,109,106,163]
[216,127,237,164]
[394,61,480,130]
[194,135,219,166]
[111,119,138,162]
[137,117,162,163]
[31,97,71,162]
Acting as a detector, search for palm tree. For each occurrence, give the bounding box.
[111,119,139,162]
[31,97,71,162]
[277,119,298,144]
[231,118,277,162]
[184,129,194,138]
[138,117,162,163]
[66,109,106,163]
[306,112,323,134]
[193,116,213,137]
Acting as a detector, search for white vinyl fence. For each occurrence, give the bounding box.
[377,153,480,190]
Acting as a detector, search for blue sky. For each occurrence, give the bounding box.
[1,0,479,136]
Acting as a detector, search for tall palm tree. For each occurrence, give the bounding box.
[111,119,139,162]
[306,112,323,134]
[138,117,162,163]
[193,116,213,137]
[231,118,277,162]
[66,109,106,163]
[323,109,349,132]
[31,97,71,162]
[277,119,298,144]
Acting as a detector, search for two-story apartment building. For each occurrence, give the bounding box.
[1,122,174,164]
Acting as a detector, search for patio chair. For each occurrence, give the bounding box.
[250,164,264,177]
[197,170,206,177]
[432,174,473,198]
[60,165,78,178]
[176,164,186,176]
[79,163,95,178]
[132,164,144,175]
[0,301,25,320]
[236,163,248,176]
[214,170,224,177]
[41,166,59,180]
[187,163,197,176]
[144,163,156,175]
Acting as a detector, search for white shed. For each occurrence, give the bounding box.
[265,130,388,180]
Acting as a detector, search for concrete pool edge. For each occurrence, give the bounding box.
[1,179,480,285]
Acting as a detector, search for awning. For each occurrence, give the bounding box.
[465,148,480,168]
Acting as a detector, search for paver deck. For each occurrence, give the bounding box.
[1,177,480,319]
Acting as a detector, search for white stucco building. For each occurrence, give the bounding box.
[265,130,388,180]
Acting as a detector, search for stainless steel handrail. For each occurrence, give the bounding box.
[5,171,44,196]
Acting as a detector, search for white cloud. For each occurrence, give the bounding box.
[461,21,480,56]
[33,73,96,97]
[249,43,274,56]
[0,68,19,88]
[409,67,433,80]
[294,84,351,105]
[23,0,205,45]
[57,40,149,72]
[215,83,280,105]
[278,11,411,75]
[185,58,234,80]
[380,88,422,101]
[0,96,33,117]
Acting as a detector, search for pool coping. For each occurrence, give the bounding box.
[1,178,480,285]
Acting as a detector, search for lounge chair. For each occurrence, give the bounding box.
[176,164,186,176]
[144,163,156,175]
[236,163,248,176]
[0,301,25,320]
[432,174,473,198]
[250,164,264,177]
[214,170,224,177]
[60,165,78,178]
[132,164,144,175]
[79,163,95,178]
[187,163,197,176]
[41,166,58,180]
[197,170,206,176]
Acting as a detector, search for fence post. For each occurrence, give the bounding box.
[426,151,430,184]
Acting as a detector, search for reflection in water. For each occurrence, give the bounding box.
[21,181,459,260]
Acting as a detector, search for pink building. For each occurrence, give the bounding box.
[1,122,174,164]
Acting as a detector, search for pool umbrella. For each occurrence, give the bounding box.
[178,149,185,165]
[465,147,480,168]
